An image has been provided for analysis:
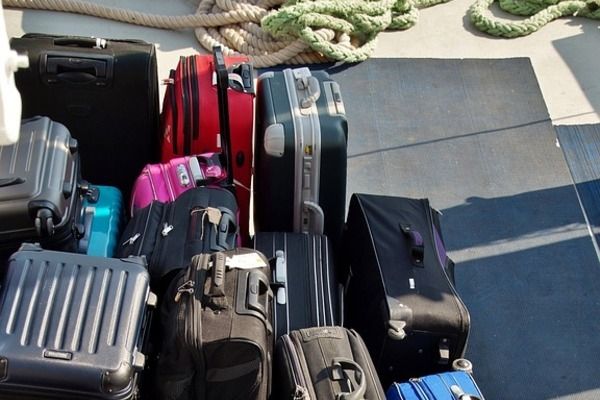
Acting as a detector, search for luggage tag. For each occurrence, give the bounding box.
[225,252,268,270]
[190,206,222,240]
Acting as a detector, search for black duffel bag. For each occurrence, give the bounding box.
[117,187,238,289]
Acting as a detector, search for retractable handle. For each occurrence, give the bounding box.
[212,46,234,188]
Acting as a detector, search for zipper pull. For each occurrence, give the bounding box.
[293,386,308,400]
[174,280,195,302]
[122,233,141,246]
[161,223,174,236]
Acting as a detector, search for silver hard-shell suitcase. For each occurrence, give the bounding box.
[254,68,348,246]
[0,116,80,254]
[0,244,156,399]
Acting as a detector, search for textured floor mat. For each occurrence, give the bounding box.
[305,59,600,399]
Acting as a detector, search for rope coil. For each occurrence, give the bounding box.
[468,0,600,37]
[3,0,449,66]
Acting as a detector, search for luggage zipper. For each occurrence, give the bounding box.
[182,56,191,155]
[281,335,310,400]
[151,202,177,270]
[189,56,200,141]
[174,258,197,347]
[169,68,179,154]
[121,201,155,256]
[425,201,471,346]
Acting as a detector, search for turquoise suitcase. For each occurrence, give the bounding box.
[79,185,124,257]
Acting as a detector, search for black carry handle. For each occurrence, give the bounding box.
[212,46,234,188]
[400,223,424,267]
[46,57,108,84]
[247,270,270,318]
[216,207,238,250]
[54,37,107,49]
[330,358,367,400]
[0,177,25,187]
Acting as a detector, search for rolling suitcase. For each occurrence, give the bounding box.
[274,327,385,400]
[78,184,124,258]
[130,153,226,216]
[0,243,156,400]
[117,187,238,289]
[344,193,471,386]
[254,67,348,246]
[160,47,253,244]
[386,364,485,400]
[0,116,80,254]
[157,249,273,400]
[253,232,340,340]
[10,33,160,202]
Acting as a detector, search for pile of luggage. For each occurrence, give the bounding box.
[0,35,484,399]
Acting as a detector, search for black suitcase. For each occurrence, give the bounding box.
[253,232,341,340]
[0,243,156,399]
[0,116,81,254]
[156,249,273,400]
[344,193,471,386]
[116,187,238,289]
[10,33,160,202]
[275,326,385,400]
[254,67,348,246]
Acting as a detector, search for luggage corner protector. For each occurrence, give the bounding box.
[384,296,413,341]
[102,362,133,394]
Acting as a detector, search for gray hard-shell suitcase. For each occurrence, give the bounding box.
[0,116,82,254]
[0,243,157,399]
[254,68,348,247]
[253,232,341,340]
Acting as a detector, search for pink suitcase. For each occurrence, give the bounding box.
[130,153,227,216]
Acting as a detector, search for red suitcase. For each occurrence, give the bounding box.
[161,52,254,244]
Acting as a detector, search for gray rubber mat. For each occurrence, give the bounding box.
[320,59,600,399]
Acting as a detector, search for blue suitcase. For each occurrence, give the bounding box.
[78,185,124,257]
[387,371,484,400]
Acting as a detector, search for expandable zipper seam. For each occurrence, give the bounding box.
[182,57,191,155]
[351,330,384,400]
[190,57,200,140]
[282,335,310,398]
[170,69,179,154]
[424,201,470,352]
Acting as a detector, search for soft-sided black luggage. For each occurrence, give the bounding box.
[344,193,470,386]
[275,326,385,400]
[156,249,273,400]
[0,116,81,254]
[253,232,340,340]
[116,187,238,289]
[10,33,160,201]
[0,243,156,399]
[254,67,348,246]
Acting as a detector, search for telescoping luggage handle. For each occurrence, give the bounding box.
[212,46,234,188]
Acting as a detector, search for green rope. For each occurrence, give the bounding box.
[469,0,600,37]
[261,0,449,63]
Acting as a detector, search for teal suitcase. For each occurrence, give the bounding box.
[79,185,124,257]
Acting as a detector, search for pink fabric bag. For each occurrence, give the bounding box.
[130,153,226,216]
